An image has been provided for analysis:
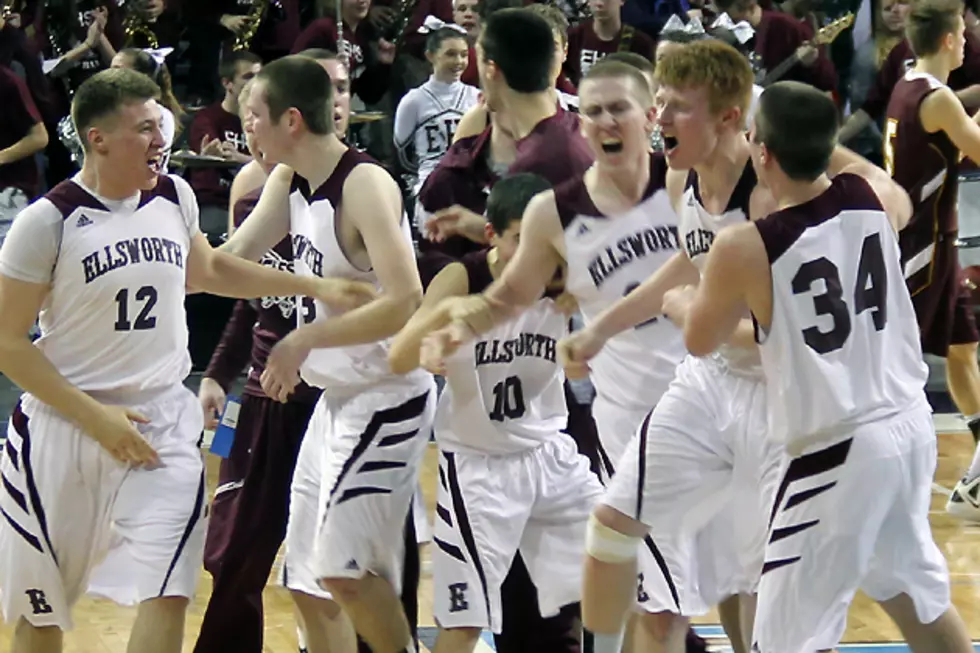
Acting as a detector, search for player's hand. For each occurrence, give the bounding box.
[557,327,605,380]
[419,327,457,375]
[261,331,310,403]
[85,405,160,468]
[425,205,488,244]
[662,284,697,327]
[308,278,379,311]
[198,377,226,431]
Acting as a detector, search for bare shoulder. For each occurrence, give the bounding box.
[920,85,964,132]
[345,162,401,205]
[454,103,490,142]
[748,185,778,222]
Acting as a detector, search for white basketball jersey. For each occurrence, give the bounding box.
[679,163,762,376]
[436,253,568,455]
[560,154,686,409]
[289,149,429,395]
[394,77,480,195]
[0,174,197,396]
[755,174,928,451]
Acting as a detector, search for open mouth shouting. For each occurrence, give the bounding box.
[661,134,678,155]
[147,152,162,175]
[601,137,624,154]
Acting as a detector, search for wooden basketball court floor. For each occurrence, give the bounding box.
[2,417,980,652]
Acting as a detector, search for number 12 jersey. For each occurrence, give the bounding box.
[754,174,927,452]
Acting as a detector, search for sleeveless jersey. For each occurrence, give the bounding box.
[559,153,686,409]
[680,161,762,376]
[394,77,481,196]
[754,174,928,452]
[0,174,197,396]
[435,250,568,455]
[885,71,960,294]
[289,148,429,395]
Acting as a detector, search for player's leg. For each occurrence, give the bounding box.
[862,407,972,653]
[194,395,313,653]
[519,435,604,647]
[282,396,357,653]
[1,397,126,653]
[88,388,208,653]
[314,384,436,653]
[431,449,530,653]
[752,411,942,653]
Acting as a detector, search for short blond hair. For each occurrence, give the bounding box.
[654,39,754,117]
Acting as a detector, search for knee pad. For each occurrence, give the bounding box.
[585,513,642,564]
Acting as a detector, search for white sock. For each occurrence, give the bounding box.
[965,442,980,483]
[592,631,626,653]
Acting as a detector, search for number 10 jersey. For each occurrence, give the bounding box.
[754,174,928,452]
[434,251,569,456]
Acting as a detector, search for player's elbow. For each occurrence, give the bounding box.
[385,287,424,331]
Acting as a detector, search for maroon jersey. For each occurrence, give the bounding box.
[508,108,594,185]
[863,33,980,121]
[291,17,391,104]
[885,72,960,295]
[564,20,655,87]
[0,65,43,197]
[204,187,320,404]
[187,102,249,208]
[752,10,837,92]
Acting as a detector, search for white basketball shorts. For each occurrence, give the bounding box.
[432,434,603,633]
[753,404,951,653]
[0,385,206,630]
[283,379,436,598]
[602,356,782,616]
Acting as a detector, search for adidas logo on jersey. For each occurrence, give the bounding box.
[76,214,93,228]
[577,222,590,236]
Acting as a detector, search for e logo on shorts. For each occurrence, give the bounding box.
[25,589,52,615]
[448,582,468,612]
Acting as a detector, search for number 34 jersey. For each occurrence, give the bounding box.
[434,251,569,456]
[0,174,198,396]
[754,174,927,451]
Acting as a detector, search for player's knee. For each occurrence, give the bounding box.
[137,595,189,617]
[637,610,686,641]
[437,626,482,646]
[585,511,642,564]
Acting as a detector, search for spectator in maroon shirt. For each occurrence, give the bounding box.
[187,51,261,236]
[292,0,396,106]
[564,0,656,86]
[216,0,303,61]
[0,63,47,243]
[714,0,838,93]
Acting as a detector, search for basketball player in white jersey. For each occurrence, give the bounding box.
[394,19,480,214]
[684,81,971,653]
[390,173,604,653]
[419,60,699,652]
[221,55,435,653]
[0,68,376,653]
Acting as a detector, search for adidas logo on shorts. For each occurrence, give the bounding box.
[76,214,93,228]
[345,558,359,571]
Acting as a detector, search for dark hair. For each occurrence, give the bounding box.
[713,0,756,14]
[753,81,838,181]
[486,173,551,234]
[298,47,340,61]
[582,59,654,106]
[479,9,555,93]
[219,50,263,83]
[72,67,161,151]
[478,0,523,21]
[116,48,185,133]
[603,51,657,77]
[906,0,964,57]
[525,3,570,47]
[255,55,334,135]
[425,26,470,53]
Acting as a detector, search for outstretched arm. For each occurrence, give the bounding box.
[219,164,293,261]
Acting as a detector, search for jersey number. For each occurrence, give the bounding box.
[883,118,898,177]
[114,286,158,331]
[301,296,316,324]
[489,376,526,422]
[792,233,887,354]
